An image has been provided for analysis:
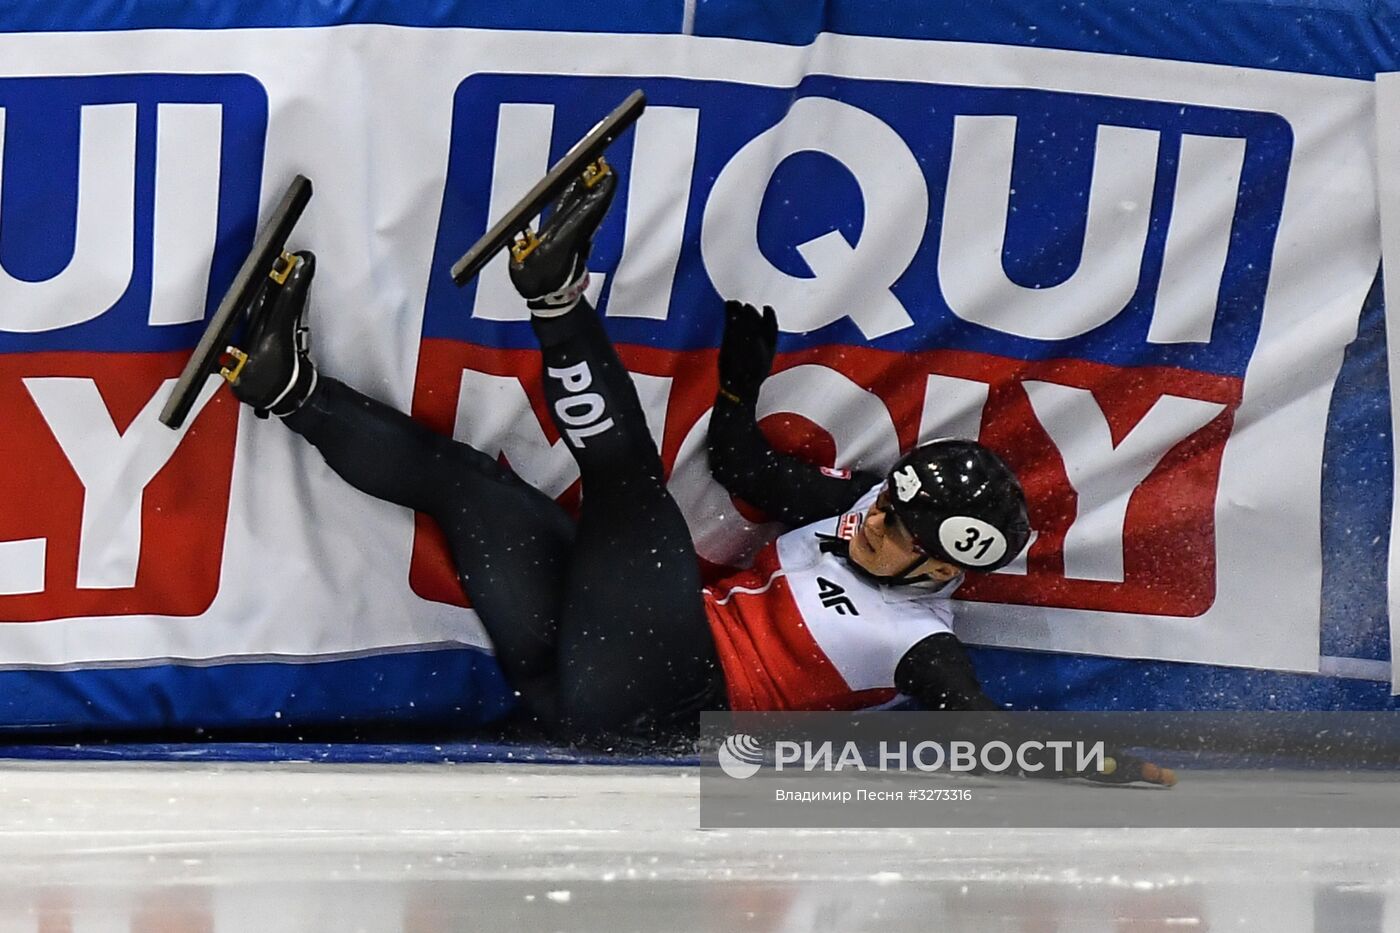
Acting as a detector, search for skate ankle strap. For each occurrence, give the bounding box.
[527,269,590,314]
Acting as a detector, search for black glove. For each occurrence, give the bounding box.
[717,300,777,405]
[1085,752,1177,787]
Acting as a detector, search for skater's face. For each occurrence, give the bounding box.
[847,491,961,582]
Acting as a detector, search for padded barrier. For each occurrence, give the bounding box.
[0,0,1394,732]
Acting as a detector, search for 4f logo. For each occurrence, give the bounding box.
[0,74,266,619]
[816,577,858,616]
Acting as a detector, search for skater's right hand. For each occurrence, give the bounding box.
[718,300,778,405]
[1085,752,1178,787]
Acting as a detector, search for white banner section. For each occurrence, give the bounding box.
[0,27,1377,681]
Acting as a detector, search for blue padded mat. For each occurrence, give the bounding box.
[0,742,700,766]
[0,742,1386,773]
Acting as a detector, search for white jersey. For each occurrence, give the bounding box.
[703,484,960,710]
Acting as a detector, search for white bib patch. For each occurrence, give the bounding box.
[937,516,1008,568]
[892,465,922,501]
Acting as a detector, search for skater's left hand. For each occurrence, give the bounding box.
[718,300,778,405]
[1085,752,1178,787]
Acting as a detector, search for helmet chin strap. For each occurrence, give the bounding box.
[886,554,938,587]
[815,534,954,590]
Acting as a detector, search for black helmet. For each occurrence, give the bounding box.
[886,439,1030,573]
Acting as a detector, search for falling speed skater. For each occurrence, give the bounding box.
[219,158,1173,788]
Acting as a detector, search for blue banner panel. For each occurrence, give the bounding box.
[430,72,1291,377]
[0,648,514,734]
[693,0,1400,79]
[0,74,265,353]
[0,0,685,36]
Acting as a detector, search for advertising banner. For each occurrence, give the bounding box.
[0,10,1388,728]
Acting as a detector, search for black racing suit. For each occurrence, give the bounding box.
[283,301,723,742]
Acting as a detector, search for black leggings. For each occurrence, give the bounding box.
[282,302,723,741]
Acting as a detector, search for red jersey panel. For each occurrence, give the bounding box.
[704,485,959,711]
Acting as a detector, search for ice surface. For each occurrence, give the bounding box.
[0,761,1393,931]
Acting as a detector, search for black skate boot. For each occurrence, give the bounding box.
[508,159,617,313]
[224,250,318,418]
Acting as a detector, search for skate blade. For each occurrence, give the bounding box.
[160,176,313,429]
[451,91,644,287]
